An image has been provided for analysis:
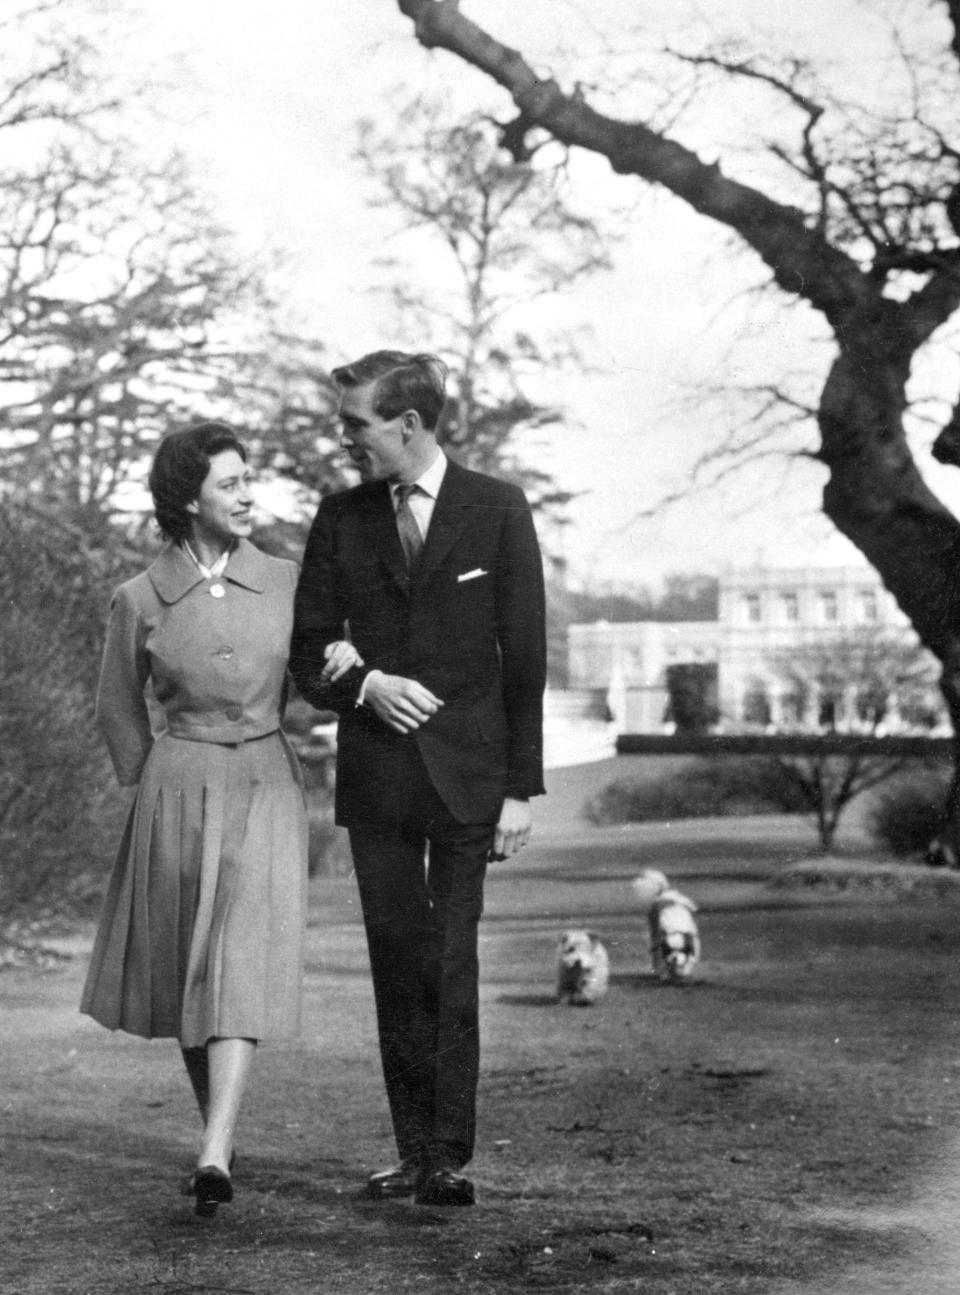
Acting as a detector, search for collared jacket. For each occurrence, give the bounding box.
[96,539,298,786]
[290,458,547,828]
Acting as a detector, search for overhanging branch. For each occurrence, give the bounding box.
[947,0,960,67]
[396,0,871,325]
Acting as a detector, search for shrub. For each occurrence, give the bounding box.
[867,766,952,858]
[664,662,719,732]
[585,756,809,825]
[304,792,352,877]
[0,503,146,920]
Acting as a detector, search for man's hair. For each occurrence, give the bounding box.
[148,422,247,544]
[331,350,448,431]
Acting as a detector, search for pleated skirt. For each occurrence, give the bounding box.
[81,731,308,1047]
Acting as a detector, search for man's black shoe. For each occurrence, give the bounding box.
[365,1156,422,1200]
[414,1167,475,1207]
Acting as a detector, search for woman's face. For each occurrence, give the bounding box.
[186,449,254,548]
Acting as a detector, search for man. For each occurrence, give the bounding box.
[290,351,546,1207]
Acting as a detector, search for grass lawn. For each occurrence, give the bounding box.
[4,764,960,1293]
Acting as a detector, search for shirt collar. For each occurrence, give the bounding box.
[393,449,446,502]
[183,540,230,580]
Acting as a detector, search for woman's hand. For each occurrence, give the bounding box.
[321,640,364,683]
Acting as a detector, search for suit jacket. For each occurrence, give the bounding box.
[96,540,298,785]
[290,459,546,827]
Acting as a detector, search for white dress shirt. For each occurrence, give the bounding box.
[357,451,447,707]
[391,449,447,540]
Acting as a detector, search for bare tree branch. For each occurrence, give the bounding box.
[397,0,873,324]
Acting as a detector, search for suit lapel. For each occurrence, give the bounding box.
[357,462,474,597]
[360,483,411,598]
[416,461,471,585]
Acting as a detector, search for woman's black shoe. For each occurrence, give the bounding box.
[182,1151,236,1198]
[192,1164,233,1217]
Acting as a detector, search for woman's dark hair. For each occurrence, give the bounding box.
[148,423,246,544]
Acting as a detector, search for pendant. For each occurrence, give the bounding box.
[210,583,226,599]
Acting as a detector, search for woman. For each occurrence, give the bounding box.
[81,422,358,1216]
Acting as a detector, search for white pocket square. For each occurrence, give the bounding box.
[458,568,488,583]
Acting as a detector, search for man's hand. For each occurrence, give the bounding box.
[491,797,532,861]
[364,671,444,734]
[321,640,364,683]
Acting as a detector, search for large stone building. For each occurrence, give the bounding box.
[567,564,945,734]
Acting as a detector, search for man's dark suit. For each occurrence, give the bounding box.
[290,457,546,1171]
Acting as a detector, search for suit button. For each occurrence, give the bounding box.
[225,704,243,721]
[217,646,234,659]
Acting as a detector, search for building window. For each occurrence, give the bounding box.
[858,591,878,623]
[780,682,808,726]
[779,592,799,623]
[818,591,838,623]
[818,693,839,728]
[743,593,761,624]
[742,680,772,726]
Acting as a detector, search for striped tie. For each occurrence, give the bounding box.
[394,483,423,571]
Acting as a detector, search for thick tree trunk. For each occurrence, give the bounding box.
[819,341,960,857]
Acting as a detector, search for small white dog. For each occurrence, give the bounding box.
[556,929,610,1005]
[632,869,701,984]
[630,868,669,906]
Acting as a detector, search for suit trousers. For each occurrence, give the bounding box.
[348,747,494,1171]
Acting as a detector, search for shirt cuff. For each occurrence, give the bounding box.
[356,669,385,708]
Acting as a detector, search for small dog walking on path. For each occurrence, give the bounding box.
[632,868,701,984]
[556,930,610,1005]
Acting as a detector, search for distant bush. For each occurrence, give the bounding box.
[585,756,809,825]
[304,791,352,877]
[283,692,337,739]
[0,503,147,920]
[867,766,951,858]
[664,663,719,733]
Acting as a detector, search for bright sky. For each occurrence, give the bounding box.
[105,0,956,589]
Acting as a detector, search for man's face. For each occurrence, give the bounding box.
[337,382,406,483]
